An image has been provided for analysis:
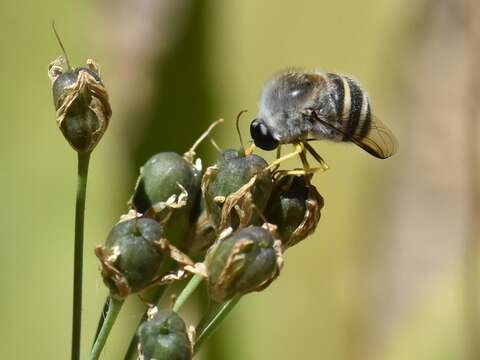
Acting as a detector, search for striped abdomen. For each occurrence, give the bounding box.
[326,73,371,141]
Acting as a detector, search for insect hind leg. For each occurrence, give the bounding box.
[266,143,327,177]
[303,141,329,171]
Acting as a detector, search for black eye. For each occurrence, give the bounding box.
[250,119,279,151]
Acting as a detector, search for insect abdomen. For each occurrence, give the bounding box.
[326,73,371,141]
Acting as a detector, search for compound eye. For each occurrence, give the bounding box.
[250,119,279,151]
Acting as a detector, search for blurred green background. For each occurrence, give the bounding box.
[1,0,478,359]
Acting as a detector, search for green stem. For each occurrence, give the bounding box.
[71,152,90,360]
[193,297,241,355]
[92,296,110,348]
[90,297,124,360]
[173,274,204,312]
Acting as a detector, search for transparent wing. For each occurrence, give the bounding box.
[349,116,398,159]
[311,112,398,159]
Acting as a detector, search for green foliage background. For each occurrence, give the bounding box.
[0,1,466,359]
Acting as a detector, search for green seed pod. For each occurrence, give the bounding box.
[138,310,192,360]
[204,149,272,232]
[95,218,166,299]
[130,152,202,250]
[265,175,324,248]
[205,225,283,303]
[48,57,111,153]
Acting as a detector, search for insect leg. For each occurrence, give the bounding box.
[266,143,304,170]
[298,144,310,170]
[303,142,329,171]
[245,143,256,155]
[269,146,283,173]
[274,168,320,176]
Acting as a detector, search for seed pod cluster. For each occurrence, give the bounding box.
[196,147,325,301]
[91,118,325,358]
[138,309,192,360]
[96,152,203,299]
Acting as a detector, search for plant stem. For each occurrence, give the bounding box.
[71,152,90,360]
[193,296,241,355]
[90,297,124,360]
[92,296,110,349]
[173,274,204,312]
[464,8,480,359]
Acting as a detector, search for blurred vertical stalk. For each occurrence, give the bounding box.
[102,0,219,358]
[358,1,477,358]
[464,1,480,359]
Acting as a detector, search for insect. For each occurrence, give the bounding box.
[249,70,398,173]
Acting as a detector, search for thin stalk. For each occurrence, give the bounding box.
[173,274,204,312]
[92,297,110,348]
[89,297,124,360]
[71,152,90,360]
[193,296,241,355]
[464,7,480,359]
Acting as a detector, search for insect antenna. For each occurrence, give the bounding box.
[52,20,72,70]
[235,110,248,152]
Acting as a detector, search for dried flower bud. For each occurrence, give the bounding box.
[48,57,111,153]
[203,149,272,232]
[205,225,283,303]
[95,218,166,299]
[131,152,202,250]
[138,309,192,360]
[265,175,324,248]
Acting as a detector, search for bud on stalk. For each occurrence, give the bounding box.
[49,57,111,153]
